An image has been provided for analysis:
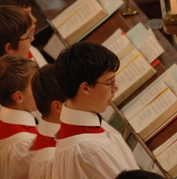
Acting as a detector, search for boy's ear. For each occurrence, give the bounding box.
[12,91,23,104]
[79,82,89,95]
[4,42,14,54]
[51,101,62,114]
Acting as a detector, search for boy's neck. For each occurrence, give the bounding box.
[3,104,29,112]
[43,115,60,124]
[66,98,90,111]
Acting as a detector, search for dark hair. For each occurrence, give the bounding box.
[0,54,39,106]
[0,5,32,56]
[115,170,165,179]
[0,0,35,8]
[55,41,120,98]
[32,64,66,118]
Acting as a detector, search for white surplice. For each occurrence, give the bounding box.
[29,147,55,179]
[0,107,37,179]
[52,104,139,179]
[29,120,60,179]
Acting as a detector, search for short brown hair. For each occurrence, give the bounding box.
[0,5,32,56]
[32,64,66,118]
[0,54,39,106]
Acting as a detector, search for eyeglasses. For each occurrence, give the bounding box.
[19,31,33,41]
[96,78,116,88]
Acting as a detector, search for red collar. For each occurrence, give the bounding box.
[32,133,56,150]
[58,122,105,139]
[0,120,38,139]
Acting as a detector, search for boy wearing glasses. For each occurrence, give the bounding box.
[53,41,139,179]
[0,54,39,179]
[0,5,33,58]
[29,64,65,179]
[0,0,48,67]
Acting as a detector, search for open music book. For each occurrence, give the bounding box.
[50,0,123,45]
[121,64,177,140]
[153,133,177,178]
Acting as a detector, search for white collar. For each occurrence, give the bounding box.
[60,103,100,126]
[38,120,60,137]
[0,107,36,126]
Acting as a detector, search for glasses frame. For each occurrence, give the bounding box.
[96,78,116,88]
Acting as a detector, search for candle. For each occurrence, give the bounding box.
[160,0,166,17]
[170,0,177,14]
